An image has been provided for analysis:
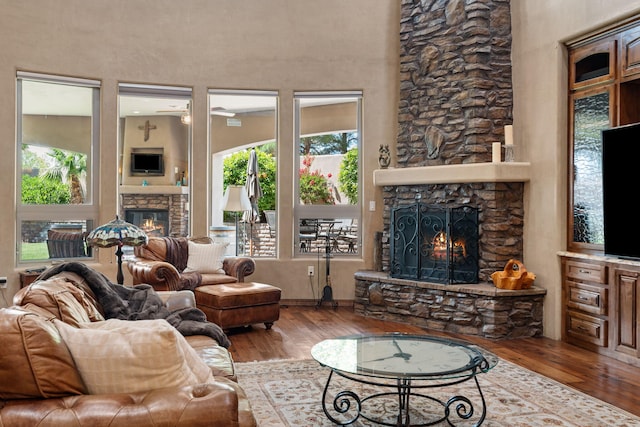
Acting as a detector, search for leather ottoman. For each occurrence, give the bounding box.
[195,282,281,330]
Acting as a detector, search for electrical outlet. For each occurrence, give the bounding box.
[307,266,315,277]
[0,277,7,289]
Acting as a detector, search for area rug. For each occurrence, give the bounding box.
[235,358,640,427]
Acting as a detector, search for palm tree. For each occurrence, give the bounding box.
[44,148,87,204]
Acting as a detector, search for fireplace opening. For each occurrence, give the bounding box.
[125,209,169,237]
[390,204,479,284]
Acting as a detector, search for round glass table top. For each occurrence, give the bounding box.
[311,333,498,379]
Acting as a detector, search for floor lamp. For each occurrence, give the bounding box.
[223,185,252,255]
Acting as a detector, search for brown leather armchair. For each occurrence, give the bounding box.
[126,237,255,291]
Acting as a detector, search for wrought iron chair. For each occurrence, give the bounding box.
[299,219,318,252]
[264,210,276,237]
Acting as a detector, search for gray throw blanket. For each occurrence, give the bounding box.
[38,262,231,348]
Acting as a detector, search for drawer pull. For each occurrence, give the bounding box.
[578,296,588,301]
[578,269,591,274]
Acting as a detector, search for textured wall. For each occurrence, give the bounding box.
[397,0,513,166]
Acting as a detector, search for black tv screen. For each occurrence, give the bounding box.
[131,153,164,175]
[602,122,640,259]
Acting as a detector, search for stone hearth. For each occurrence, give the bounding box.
[355,271,545,339]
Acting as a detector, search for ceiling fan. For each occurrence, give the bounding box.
[155,104,236,117]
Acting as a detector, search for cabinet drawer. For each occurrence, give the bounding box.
[567,280,608,315]
[566,310,608,347]
[565,260,607,284]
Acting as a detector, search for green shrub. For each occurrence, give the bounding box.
[338,148,358,204]
[223,148,276,213]
[21,175,71,204]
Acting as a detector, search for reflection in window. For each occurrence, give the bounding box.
[572,91,610,245]
[17,73,99,262]
[295,92,362,257]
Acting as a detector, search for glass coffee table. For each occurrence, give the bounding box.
[310,333,498,426]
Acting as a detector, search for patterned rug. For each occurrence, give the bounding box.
[235,358,640,427]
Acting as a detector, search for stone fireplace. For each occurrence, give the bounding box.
[120,188,189,238]
[354,0,546,339]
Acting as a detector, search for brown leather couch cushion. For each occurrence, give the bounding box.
[0,307,86,399]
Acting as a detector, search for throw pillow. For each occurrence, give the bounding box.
[54,318,214,395]
[184,241,228,274]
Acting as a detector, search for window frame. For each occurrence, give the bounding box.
[16,72,100,265]
[293,91,362,257]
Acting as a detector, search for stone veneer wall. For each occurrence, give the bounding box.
[398,0,512,166]
[354,0,539,338]
[120,194,189,237]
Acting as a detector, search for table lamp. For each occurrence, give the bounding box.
[223,185,252,255]
[86,216,148,285]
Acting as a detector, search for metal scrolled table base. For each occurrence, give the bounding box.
[321,369,487,427]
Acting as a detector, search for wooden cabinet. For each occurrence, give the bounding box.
[562,258,608,349]
[19,271,41,288]
[611,266,640,359]
[561,254,640,367]
[567,20,640,252]
[620,25,640,79]
[569,38,616,90]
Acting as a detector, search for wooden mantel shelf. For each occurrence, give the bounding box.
[373,162,531,186]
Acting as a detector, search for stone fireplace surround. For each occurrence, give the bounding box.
[355,163,547,340]
[352,0,546,340]
[120,186,189,238]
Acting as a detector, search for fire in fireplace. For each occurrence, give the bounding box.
[125,209,169,237]
[390,204,479,284]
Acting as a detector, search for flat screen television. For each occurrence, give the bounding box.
[130,152,164,175]
[602,122,640,259]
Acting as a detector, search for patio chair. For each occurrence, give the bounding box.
[264,210,276,237]
[299,219,318,252]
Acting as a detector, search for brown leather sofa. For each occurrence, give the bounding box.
[127,236,256,291]
[0,272,256,427]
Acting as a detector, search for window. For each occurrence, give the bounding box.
[17,72,100,263]
[209,90,278,257]
[294,91,362,256]
[118,84,192,238]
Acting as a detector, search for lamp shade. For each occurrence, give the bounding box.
[86,216,148,248]
[223,185,252,212]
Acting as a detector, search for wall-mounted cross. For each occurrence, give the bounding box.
[138,120,157,141]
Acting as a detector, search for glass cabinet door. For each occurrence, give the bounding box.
[569,86,613,250]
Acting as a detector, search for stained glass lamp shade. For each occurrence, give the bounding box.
[86,216,148,284]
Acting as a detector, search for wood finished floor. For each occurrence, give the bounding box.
[227,305,640,417]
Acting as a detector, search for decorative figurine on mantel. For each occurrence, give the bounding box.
[378,144,391,169]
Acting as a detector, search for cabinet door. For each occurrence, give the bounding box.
[612,268,640,357]
[620,25,640,79]
[570,38,616,90]
[568,86,614,251]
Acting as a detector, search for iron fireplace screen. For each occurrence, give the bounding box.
[390,204,479,284]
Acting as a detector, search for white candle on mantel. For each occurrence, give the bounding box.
[504,125,514,146]
[492,142,502,163]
